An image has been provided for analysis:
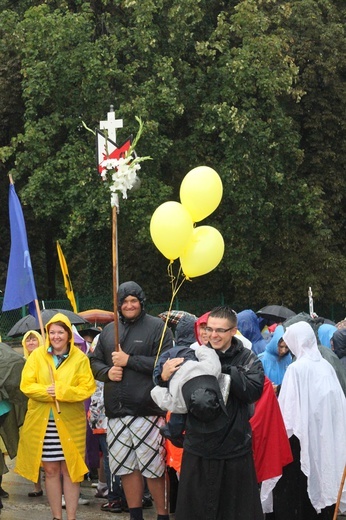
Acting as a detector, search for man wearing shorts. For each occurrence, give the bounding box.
[89,281,173,520]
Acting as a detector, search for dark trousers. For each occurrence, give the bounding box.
[272,436,335,520]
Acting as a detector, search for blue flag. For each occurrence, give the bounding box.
[2,183,38,312]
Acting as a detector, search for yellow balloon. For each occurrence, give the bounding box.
[180,226,225,278]
[180,166,223,222]
[150,201,194,260]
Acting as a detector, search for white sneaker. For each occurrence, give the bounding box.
[62,493,90,508]
[78,493,90,505]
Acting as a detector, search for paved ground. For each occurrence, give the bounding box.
[0,460,162,520]
[1,459,345,520]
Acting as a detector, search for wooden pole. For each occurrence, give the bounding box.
[333,464,346,520]
[99,106,125,353]
[112,205,119,352]
[35,300,61,414]
[34,299,45,341]
[48,365,61,414]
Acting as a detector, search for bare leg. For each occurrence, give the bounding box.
[42,461,63,519]
[121,470,144,508]
[147,474,169,515]
[61,460,80,520]
[34,471,42,493]
[99,454,107,484]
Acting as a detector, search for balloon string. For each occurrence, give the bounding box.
[155,262,186,366]
[167,261,175,293]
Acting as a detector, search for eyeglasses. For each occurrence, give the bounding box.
[205,327,234,334]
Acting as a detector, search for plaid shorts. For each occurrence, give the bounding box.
[107,415,166,478]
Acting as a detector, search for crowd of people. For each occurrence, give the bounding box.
[0,281,346,520]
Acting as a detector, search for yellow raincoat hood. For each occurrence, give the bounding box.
[44,312,75,350]
[22,330,44,359]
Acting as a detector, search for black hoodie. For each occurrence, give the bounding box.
[89,282,174,417]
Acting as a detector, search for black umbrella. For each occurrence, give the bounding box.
[256,305,296,323]
[7,309,88,337]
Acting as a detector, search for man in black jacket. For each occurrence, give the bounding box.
[174,306,265,520]
[89,281,173,520]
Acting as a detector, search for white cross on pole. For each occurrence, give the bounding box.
[100,105,123,148]
[98,105,123,351]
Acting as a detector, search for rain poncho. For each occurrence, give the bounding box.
[258,325,292,385]
[237,309,267,355]
[317,323,337,349]
[15,313,96,483]
[263,321,346,514]
[251,377,292,483]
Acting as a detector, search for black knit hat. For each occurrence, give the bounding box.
[182,375,229,434]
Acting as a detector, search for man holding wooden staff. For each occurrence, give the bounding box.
[89,281,174,520]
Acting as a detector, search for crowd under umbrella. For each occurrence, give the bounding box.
[7,309,88,338]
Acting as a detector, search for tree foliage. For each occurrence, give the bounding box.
[0,0,345,315]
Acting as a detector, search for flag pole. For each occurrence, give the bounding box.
[36,300,60,414]
[34,299,45,341]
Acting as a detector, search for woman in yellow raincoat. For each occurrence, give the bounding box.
[15,313,96,520]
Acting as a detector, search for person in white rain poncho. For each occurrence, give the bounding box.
[262,320,346,519]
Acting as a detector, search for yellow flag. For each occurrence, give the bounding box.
[56,241,77,312]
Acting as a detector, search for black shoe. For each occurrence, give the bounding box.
[122,499,129,512]
[101,500,122,513]
[142,493,153,508]
[28,490,43,497]
[0,488,9,498]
